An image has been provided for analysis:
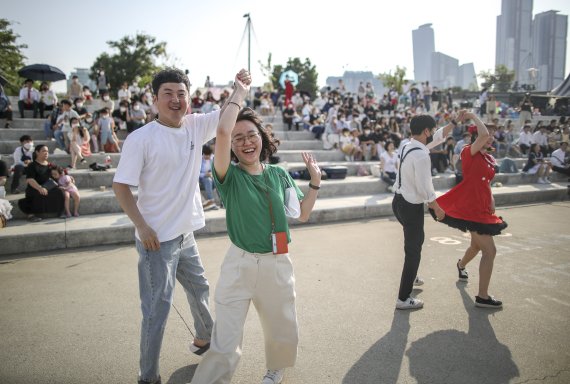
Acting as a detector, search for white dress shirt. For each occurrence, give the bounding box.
[394,127,446,204]
[518,131,534,146]
[19,87,40,102]
[533,131,548,146]
[550,148,567,167]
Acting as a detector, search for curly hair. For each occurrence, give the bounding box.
[231,108,280,163]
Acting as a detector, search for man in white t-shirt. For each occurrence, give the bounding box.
[550,141,569,177]
[113,67,250,384]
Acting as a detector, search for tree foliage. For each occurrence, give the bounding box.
[0,18,28,94]
[478,65,515,92]
[378,66,407,94]
[90,33,167,94]
[271,57,318,96]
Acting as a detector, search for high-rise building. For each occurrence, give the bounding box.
[496,0,534,86]
[431,52,458,89]
[532,10,568,91]
[412,24,435,83]
[457,64,478,91]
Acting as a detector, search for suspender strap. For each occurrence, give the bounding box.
[398,145,422,190]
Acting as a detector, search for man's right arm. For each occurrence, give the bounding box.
[113,182,160,251]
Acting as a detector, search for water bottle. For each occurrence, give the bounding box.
[105,155,112,168]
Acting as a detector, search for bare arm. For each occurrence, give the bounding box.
[298,152,322,222]
[213,70,251,182]
[113,182,160,251]
[464,111,490,155]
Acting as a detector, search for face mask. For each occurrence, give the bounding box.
[364,130,371,135]
[426,132,434,145]
[85,118,93,123]
[103,96,110,101]
[101,115,109,119]
[76,103,83,108]
[23,142,33,150]
[72,124,79,128]
[133,105,140,111]
[120,107,127,112]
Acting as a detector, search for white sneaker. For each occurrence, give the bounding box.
[537,178,546,184]
[413,276,424,286]
[396,296,424,310]
[544,177,552,184]
[431,168,438,176]
[262,369,284,384]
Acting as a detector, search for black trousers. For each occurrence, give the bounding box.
[392,193,425,301]
[553,165,570,176]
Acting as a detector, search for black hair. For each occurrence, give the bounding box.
[409,114,436,135]
[232,108,280,163]
[61,99,72,106]
[202,145,213,156]
[32,144,48,161]
[20,135,32,143]
[384,140,394,151]
[152,68,191,96]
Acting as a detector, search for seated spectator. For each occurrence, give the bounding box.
[380,140,399,192]
[443,136,455,173]
[430,142,448,175]
[191,90,204,111]
[44,102,62,140]
[18,79,40,118]
[522,143,552,184]
[201,92,216,114]
[96,108,120,153]
[307,107,325,140]
[10,135,34,194]
[128,79,141,100]
[113,100,129,131]
[17,145,65,222]
[67,75,84,101]
[0,84,13,128]
[83,113,99,153]
[73,97,88,120]
[339,128,360,161]
[561,125,569,143]
[517,124,534,155]
[82,86,93,102]
[259,93,275,116]
[39,82,57,119]
[100,90,115,112]
[55,100,80,152]
[51,166,80,218]
[504,120,521,157]
[127,101,147,133]
[359,126,377,161]
[199,145,218,211]
[69,121,91,169]
[117,81,131,102]
[493,125,507,157]
[282,103,298,131]
[549,141,570,177]
[139,92,153,118]
[532,124,549,156]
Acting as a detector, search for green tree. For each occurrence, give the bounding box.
[90,33,167,95]
[378,66,407,94]
[478,65,515,92]
[271,57,318,96]
[0,18,27,94]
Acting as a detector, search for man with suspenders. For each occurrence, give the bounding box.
[392,113,463,309]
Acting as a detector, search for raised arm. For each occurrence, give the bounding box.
[298,152,322,222]
[463,111,490,155]
[426,109,466,150]
[213,70,251,182]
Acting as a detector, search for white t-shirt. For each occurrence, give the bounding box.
[113,110,220,242]
[381,151,398,173]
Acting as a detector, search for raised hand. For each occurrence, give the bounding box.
[302,152,321,184]
[234,69,252,95]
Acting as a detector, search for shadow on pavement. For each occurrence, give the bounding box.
[406,282,519,384]
[167,363,198,384]
[342,310,411,384]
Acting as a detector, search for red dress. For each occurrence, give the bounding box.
[433,145,507,235]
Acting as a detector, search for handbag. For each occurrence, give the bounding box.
[41,178,58,191]
[282,176,301,219]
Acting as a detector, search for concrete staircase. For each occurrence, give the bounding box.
[1,115,568,256]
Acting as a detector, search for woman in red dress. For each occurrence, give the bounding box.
[431,111,507,308]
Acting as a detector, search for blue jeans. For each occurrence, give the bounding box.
[199,176,215,200]
[136,232,213,382]
[54,130,65,150]
[43,119,53,139]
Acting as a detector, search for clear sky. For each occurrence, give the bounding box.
[3,0,570,93]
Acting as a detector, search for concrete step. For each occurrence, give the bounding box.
[277,140,323,150]
[0,128,49,141]
[277,149,346,162]
[1,117,45,129]
[273,130,315,141]
[0,140,57,154]
[1,152,121,169]
[1,183,567,256]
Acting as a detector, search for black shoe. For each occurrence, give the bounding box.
[138,376,161,384]
[475,295,502,308]
[457,259,468,281]
[189,341,210,356]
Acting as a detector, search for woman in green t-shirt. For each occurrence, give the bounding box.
[191,71,321,384]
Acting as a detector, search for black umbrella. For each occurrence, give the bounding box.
[18,64,66,82]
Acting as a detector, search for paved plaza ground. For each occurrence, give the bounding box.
[0,202,569,384]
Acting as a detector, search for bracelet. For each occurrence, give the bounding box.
[228,101,241,109]
[308,183,320,190]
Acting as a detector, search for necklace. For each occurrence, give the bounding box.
[155,118,182,129]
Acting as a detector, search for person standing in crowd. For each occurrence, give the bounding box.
[67,75,84,101]
[191,83,321,384]
[518,93,533,131]
[430,112,507,308]
[392,112,462,310]
[422,81,432,113]
[97,69,110,97]
[113,67,248,384]
[18,79,40,118]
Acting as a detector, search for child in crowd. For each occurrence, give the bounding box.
[339,128,360,161]
[51,166,81,218]
[96,108,121,153]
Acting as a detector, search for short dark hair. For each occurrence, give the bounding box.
[61,99,72,106]
[409,114,436,135]
[202,145,213,156]
[152,68,191,96]
[232,108,280,163]
[20,135,32,143]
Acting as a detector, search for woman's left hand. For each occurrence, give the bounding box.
[302,152,321,184]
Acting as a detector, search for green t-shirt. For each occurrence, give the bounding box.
[213,163,304,253]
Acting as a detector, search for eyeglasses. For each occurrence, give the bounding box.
[232,132,261,146]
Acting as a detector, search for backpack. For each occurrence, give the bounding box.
[499,158,518,174]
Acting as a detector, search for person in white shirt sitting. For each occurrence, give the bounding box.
[18,79,40,118]
[532,125,549,156]
[517,124,534,155]
[550,141,570,177]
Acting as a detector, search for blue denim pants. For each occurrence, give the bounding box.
[136,232,213,382]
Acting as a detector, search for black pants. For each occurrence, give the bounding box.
[18,100,38,118]
[553,165,570,176]
[392,193,425,301]
[11,164,26,193]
